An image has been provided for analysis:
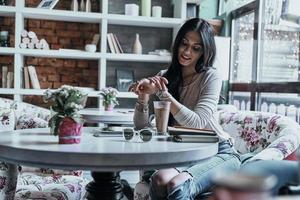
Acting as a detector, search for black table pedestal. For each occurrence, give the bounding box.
[86,171,124,200]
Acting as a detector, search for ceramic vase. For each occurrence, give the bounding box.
[141,0,151,17]
[71,0,78,11]
[80,0,85,12]
[132,33,142,54]
[105,103,114,111]
[86,0,91,12]
[58,117,82,144]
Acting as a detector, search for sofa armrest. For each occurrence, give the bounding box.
[248,127,300,162]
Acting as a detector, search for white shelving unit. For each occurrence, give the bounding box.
[0,0,187,104]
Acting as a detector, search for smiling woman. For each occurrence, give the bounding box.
[129,18,241,199]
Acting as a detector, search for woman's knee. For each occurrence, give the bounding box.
[151,168,179,187]
[167,172,192,191]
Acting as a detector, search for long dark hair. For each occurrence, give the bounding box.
[164,18,216,125]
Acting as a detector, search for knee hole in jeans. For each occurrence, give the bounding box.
[151,173,168,187]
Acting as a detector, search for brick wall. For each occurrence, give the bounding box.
[0,0,174,108]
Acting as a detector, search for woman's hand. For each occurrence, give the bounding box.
[128,76,168,95]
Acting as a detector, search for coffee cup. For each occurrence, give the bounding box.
[153,101,171,135]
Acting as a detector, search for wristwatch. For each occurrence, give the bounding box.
[156,90,170,100]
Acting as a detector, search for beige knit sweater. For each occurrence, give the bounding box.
[134,68,231,141]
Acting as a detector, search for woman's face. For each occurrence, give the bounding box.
[178,31,203,69]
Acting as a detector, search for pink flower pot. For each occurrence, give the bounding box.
[105,104,114,111]
[58,117,82,144]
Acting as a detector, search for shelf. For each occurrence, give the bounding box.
[0,47,15,55]
[0,5,15,17]
[22,8,102,23]
[0,89,137,98]
[105,53,171,63]
[106,14,183,28]
[18,48,102,60]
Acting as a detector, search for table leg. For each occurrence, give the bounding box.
[85,171,124,200]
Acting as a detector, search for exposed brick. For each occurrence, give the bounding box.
[0,57,13,64]
[41,21,56,29]
[66,23,79,31]
[53,82,63,88]
[59,38,71,45]
[56,30,81,38]
[50,44,61,50]
[25,57,39,65]
[40,81,53,89]
[47,74,59,82]
[36,66,56,75]
[47,36,58,44]
[63,60,76,68]
[28,20,40,28]
[55,22,67,30]
[77,60,89,68]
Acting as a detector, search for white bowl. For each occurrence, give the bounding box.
[85,44,97,52]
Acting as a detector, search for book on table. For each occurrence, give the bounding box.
[168,126,219,143]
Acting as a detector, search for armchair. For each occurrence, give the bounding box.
[0,97,87,200]
[133,107,300,200]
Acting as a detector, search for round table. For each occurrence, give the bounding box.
[0,128,218,199]
[80,108,134,125]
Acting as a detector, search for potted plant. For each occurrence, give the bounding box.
[99,87,119,111]
[43,85,87,144]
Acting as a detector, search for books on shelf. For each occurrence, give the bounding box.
[27,65,40,89]
[2,66,8,88]
[1,66,14,89]
[107,33,124,54]
[23,66,30,89]
[168,126,219,143]
[6,72,14,88]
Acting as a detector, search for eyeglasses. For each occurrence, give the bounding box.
[123,128,153,142]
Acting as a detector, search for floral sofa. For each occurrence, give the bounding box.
[133,107,300,200]
[0,97,87,200]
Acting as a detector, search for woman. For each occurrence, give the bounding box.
[129,18,240,199]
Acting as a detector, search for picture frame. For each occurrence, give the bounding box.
[37,0,59,9]
[116,69,134,92]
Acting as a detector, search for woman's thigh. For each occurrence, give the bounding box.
[186,153,241,194]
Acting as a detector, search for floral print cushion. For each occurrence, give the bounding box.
[0,108,15,132]
[15,172,88,200]
[0,162,18,200]
[16,115,48,130]
[19,166,83,177]
[219,110,300,161]
[0,97,51,130]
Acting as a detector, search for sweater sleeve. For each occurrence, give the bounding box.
[173,70,222,128]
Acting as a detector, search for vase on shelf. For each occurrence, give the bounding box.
[141,0,151,17]
[80,0,85,11]
[58,117,83,144]
[71,0,78,11]
[86,0,91,12]
[132,33,142,54]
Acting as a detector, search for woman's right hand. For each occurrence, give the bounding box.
[128,76,168,95]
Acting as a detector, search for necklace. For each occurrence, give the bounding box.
[182,73,197,87]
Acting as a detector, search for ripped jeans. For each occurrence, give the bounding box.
[150,140,241,200]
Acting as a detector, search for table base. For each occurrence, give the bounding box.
[86,172,124,200]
